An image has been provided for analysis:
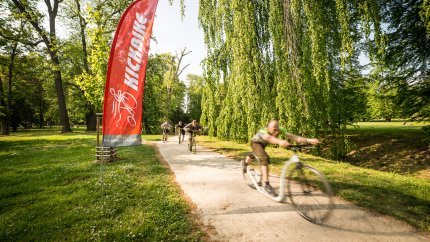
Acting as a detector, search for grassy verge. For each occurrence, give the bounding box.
[197,136,430,232]
[0,129,205,241]
[141,134,163,142]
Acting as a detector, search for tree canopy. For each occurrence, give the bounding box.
[0,0,429,154]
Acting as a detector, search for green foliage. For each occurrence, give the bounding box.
[142,54,169,134]
[198,0,428,159]
[0,53,50,129]
[75,24,108,111]
[168,0,186,19]
[186,74,204,121]
[200,69,223,136]
[422,125,430,144]
[142,54,187,134]
[422,0,430,36]
[380,0,430,120]
[366,80,400,120]
[161,54,187,122]
[198,0,384,149]
[338,74,369,122]
[71,0,129,111]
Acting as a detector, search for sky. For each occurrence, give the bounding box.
[150,0,207,81]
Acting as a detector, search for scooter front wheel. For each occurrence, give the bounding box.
[287,163,334,224]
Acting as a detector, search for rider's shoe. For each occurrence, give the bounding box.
[241,160,247,173]
[264,182,277,196]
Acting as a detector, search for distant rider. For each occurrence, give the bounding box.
[184,120,202,151]
[161,120,172,143]
[175,121,186,142]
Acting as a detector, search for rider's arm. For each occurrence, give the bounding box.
[184,123,191,131]
[262,134,290,147]
[285,133,320,145]
[285,133,307,143]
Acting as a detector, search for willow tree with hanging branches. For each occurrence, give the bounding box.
[198,0,385,156]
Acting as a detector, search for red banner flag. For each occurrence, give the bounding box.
[102,0,159,146]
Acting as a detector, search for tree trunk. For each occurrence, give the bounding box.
[51,57,72,133]
[86,104,97,131]
[48,1,72,133]
[75,0,90,74]
[11,0,73,133]
[3,43,18,135]
[0,76,8,134]
[75,0,96,132]
[12,126,18,132]
[39,110,44,128]
[39,98,44,129]
[36,78,44,129]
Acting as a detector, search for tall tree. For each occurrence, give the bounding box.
[142,53,187,134]
[0,16,36,134]
[0,52,49,131]
[65,0,134,130]
[64,0,95,130]
[367,80,399,121]
[198,0,383,142]
[422,0,430,35]
[162,48,190,120]
[0,75,6,133]
[10,0,72,132]
[380,0,430,119]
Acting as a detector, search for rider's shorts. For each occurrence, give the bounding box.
[163,129,170,134]
[250,141,270,165]
[187,131,194,139]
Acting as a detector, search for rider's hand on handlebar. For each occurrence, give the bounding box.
[306,138,320,145]
[279,140,290,148]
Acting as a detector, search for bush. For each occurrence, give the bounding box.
[422,125,430,145]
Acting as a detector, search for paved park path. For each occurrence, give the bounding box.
[155,137,429,242]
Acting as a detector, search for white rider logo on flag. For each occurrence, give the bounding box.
[110,88,137,127]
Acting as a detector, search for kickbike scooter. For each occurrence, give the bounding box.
[242,145,334,224]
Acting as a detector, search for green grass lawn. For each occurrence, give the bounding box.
[350,120,428,128]
[345,121,429,178]
[196,135,430,232]
[0,128,205,241]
